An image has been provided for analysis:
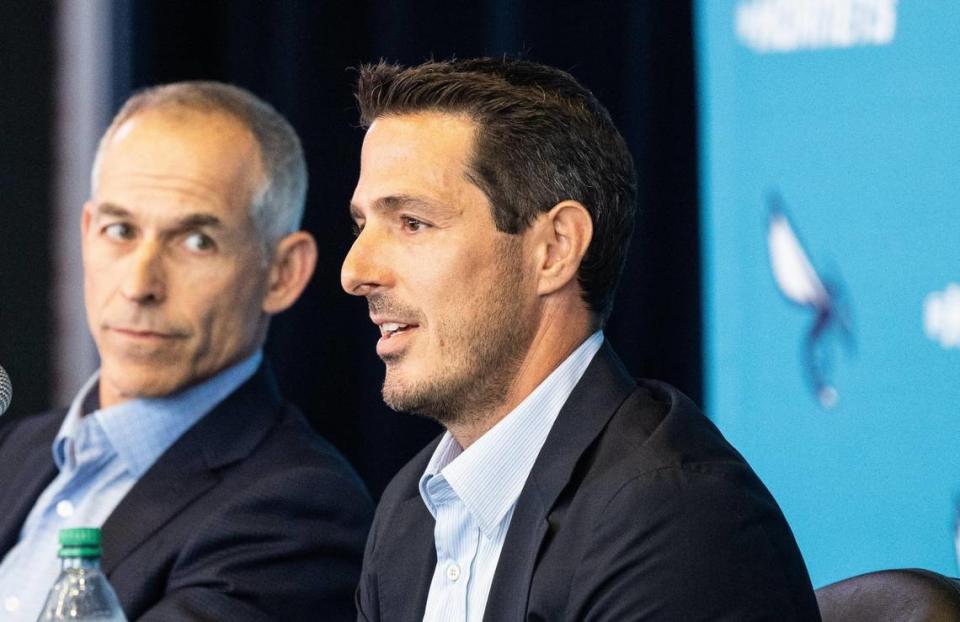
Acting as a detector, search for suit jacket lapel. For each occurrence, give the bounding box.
[377,495,437,622]
[0,412,62,557]
[101,364,283,574]
[483,342,636,621]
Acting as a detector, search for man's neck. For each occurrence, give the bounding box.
[448,309,596,449]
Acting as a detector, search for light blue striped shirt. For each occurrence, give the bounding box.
[0,351,261,621]
[419,331,603,622]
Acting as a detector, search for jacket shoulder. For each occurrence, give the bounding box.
[0,408,65,454]
[599,378,751,473]
[555,380,820,619]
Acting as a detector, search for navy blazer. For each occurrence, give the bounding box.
[0,363,373,621]
[356,343,821,621]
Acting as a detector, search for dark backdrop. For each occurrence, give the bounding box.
[4,1,700,499]
[0,3,53,417]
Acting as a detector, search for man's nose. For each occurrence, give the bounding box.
[341,226,390,297]
[121,239,166,304]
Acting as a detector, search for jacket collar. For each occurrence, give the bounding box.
[100,361,284,574]
[370,437,441,622]
[0,412,62,557]
[370,343,637,622]
[482,341,636,622]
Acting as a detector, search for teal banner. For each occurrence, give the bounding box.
[696,0,960,586]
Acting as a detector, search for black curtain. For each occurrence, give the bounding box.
[0,3,54,417]
[105,0,701,498]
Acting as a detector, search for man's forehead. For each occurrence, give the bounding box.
[94,108,263,210]
[355,114,480,201]
[111,115,140,143]
[90,201,224,227]
[368,109,476,131]
[116,105,247,135]
[362,112,477,160]
[102,107,261,172]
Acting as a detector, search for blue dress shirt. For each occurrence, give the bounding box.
[0,351,261,621]
[419,332,603,622]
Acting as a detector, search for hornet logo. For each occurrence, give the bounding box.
[766,193,854,408]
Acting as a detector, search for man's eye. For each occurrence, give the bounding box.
[351,222,363,237]
[103,223,134,241]
[402,217,428,232]
[183,232,216,252]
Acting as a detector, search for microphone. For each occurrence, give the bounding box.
[0,364,11,416]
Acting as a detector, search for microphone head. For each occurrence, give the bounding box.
[0,365,11,416]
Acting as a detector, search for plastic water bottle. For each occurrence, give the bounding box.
[36,527,128,621]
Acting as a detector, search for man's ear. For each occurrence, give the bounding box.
[532,200,593,297]
[262,231,318,315]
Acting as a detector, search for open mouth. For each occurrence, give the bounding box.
[379,322,417,338]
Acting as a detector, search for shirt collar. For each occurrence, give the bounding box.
[53,350,262,478]
[53,372,102,470]
[419,332,604,537]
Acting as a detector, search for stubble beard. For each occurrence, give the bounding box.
[381,238,536,428]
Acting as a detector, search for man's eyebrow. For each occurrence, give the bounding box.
[350,194,448,219]
[94,202,131,218]
[93,203,223,229]
[175,213,223,229]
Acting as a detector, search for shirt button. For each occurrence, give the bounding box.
[4,596,20,612]
[446,563,461,582]
[56,500,74,518]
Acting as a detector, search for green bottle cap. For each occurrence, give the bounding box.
[58,527,102,559]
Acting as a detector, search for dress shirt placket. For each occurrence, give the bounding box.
[426,479,480,621]
[29,419,114,533]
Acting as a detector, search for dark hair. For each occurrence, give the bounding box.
[356,58,637,323]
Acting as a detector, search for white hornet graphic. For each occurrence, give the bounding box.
[925,284,960,349]
[766,193,854,408]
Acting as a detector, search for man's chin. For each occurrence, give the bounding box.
[99,371,187,407]
[381,370,465,425]
[382,372,432,414]
[381,381,418,414]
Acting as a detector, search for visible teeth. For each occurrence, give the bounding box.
[381,322,409,336]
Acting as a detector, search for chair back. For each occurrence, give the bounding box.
[815,568,960,622]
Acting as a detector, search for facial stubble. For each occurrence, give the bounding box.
[380,235,537,428]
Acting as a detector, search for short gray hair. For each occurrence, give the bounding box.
[92,81,308,250]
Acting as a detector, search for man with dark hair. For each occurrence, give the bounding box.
[344,59,820,621]
[0,82,371,621]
